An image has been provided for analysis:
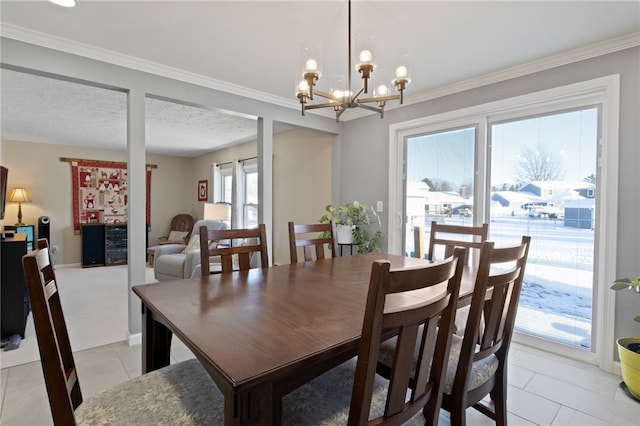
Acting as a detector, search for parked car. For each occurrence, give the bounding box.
[452,204,473,217]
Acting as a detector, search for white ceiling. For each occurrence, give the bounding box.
[1,0,639,157]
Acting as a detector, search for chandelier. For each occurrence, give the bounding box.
[295,0,410,121]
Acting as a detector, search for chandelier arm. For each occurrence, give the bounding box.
[314,89,344,102]
[357,103,383,114]
[305,102,343,110]
[357,94,400,104]
[336,105,348,121]
[350,87,364,103]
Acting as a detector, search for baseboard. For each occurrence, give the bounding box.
[128,332,142,346]
[54,262,82,269]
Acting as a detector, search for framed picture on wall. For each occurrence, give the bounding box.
[198,180,208,201]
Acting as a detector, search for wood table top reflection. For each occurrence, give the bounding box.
[133,252,474,425]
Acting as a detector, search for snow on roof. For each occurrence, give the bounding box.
[424,191,466,204]
[528,181,595,190]
[493,191,543,203]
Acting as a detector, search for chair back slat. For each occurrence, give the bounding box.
[288,221,338,263]
[23,247,82,425]
[199,224,269,275]
[348,247,466,425]
[427,221,489,265]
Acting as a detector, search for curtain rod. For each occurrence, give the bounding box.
[216,161,233,167]
[60,157,158,168]
[238,156,257,163]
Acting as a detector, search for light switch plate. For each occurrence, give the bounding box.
[376,201,383,212]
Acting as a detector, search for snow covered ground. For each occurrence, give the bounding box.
[408,214,594,348]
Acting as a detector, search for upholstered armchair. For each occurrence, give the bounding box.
[153,219,228,281]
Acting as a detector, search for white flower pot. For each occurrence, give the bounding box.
[336,225,355,244]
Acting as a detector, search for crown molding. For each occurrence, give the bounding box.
[343,31,640,121]
[2,24,638,123]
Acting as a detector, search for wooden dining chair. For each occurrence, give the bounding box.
[439,235,530,426]
[281,248,467,425]
[199,223,269,275]
[377,236,530,426]
[288,221,338,263]
[22,245,224,425]
[427,221,489,265]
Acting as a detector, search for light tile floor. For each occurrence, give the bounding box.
[1,265,638,425]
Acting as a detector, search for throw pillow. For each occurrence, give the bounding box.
[181,234,201,254]
[167,230,189,243]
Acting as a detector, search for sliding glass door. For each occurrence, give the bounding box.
[488,107,598,349]
[393,77,618,364]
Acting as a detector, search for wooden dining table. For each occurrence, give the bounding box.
[132,252,475,425]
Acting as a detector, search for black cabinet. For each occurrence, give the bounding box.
[1,234,30,341]
[81,224,130,267]
[4,225,34,252]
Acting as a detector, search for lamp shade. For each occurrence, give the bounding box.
[203,202,231,221]
[8,188,30,203]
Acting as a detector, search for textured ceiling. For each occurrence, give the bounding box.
[1,1,639,157]
[1,69,259,157]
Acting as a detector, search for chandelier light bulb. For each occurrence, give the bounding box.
[305,59,318,72]
[297,80,309,92]
[395,65,408,78]
[376,85,389,96]
[359,50,372,63]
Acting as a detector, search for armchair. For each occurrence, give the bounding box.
[153,219,228,281]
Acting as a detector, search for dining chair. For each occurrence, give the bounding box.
[22,245,224,425]
[281,248,467,425]
[439,235,530,426]
[288,220,338,263]
[377,236,530,426]
[199,223,269,275]
[427,221,489,265]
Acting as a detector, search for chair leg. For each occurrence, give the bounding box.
[491,373,508,426]
[450,406,466,426]
[422,399,439,426]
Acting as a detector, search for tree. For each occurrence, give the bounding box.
[421,177,454,192]
[516,144,563,183]
[583,173,596,184]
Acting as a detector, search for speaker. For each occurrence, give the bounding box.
[38,216,50,243]
[81,224,105,266]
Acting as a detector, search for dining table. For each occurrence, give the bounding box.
[132,252,475,426]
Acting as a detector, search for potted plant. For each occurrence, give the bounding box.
[320,201,383,253]
[611,275,640,401]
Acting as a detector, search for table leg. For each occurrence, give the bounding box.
[141,303,172,373]
[224,382,274,426]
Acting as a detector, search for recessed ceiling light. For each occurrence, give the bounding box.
[49,0,77,7]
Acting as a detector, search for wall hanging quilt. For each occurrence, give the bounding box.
[63,158,154,234]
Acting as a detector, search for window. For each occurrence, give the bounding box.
[242,159,258,228]
[390,75,619,367]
